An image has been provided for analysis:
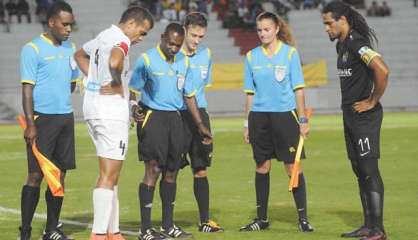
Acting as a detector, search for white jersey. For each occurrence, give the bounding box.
[82,25,131,122]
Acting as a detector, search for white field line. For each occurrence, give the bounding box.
[0,206,139,236]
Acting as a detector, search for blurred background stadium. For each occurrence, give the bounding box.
[0,0,417,120]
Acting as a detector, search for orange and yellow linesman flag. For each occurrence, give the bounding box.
[17,115,64,197]
[288,108,313,192]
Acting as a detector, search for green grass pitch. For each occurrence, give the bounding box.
[1,112,417,239]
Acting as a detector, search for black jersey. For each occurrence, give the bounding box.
[336,30,381,107]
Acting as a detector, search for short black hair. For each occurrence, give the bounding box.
[119,6,154,29]
[184,12,207,28]
[46,1,73,22]
[164,22,185,36]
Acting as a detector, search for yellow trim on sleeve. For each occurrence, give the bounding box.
[246,51,252,62]
[185,90,197,97]
[244,89,255,94]
[129,88,140,96]
[27,42,39,54]
[142,110,153,128]
[205,83,212,88]
[293,84,305,90]
[21,80,35,85]
[288,47,296,60]
[143,53,150,67]
[71,42,76,51]
[291,110,299,123]
[207,48,212,58]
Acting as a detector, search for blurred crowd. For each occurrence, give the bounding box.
[367,1,391,17]
[1,0,61,32]
[128,0,209,22]
[215,0,293,29]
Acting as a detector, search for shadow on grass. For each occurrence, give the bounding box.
[238,204,300,225]
[328,209,362,228]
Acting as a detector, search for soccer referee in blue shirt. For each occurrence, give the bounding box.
[129,23,211,240]
[177,12,223,233]
[18,2,78,240]
[240,12,313,233]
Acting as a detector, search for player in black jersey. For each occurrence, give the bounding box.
[322,2,389,240]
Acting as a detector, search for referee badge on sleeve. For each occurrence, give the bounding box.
[177,74,185,90]
[274,65,286,82]
[200,65,208,80]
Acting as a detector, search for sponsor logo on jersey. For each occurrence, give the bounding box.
[337,68,353,77]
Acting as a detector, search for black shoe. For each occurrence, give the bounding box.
[359,229,387,240]
[298,219,314,232]
[18,226,31,240]
[138,228,167,240]
[239,218,269,232]
[198,220,224,233]
[42,222,64,236]
[341,225,372,238]
[160,225,193,239]
[42,229,69,240]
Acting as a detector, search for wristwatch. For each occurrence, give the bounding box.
[299,117,309,124]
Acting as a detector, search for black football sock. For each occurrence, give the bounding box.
[139,183,155,232]
[45,187,63,232]
[292,173,307,220]
[160,180,176,230]
[358,178,372,228]
[193,177,209,224]
[255,172,269,221]
[21,185,40,230]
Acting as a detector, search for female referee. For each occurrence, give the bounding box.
[240,11,314,233]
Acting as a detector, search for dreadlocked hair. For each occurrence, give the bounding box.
[322,1,378,46]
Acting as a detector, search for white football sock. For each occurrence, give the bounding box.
[92,188,113,234]
[108,185,120,233]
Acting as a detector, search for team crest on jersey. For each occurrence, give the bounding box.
[177,74,185,90]
[342,51,349,63]
[200,65,208,80]
[274,65,286,82]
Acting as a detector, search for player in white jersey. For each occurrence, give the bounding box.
[74,6,153,240]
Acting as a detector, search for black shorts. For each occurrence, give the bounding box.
[136,109,184,171]
[343,103,383,161]
[180,109,213,169]
[27,112,75,173]
[249,111,306,164]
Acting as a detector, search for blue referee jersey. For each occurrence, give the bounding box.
[178,46,212,110]
[129,45,196,111]
[20,34,80,114]
[243,41,305,112]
